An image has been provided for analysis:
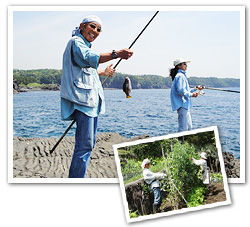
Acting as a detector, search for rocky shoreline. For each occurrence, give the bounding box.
[13,132,239,179]
[13,79,61,94]
[222,151,240,178]
[13,79,118,94]
[13,133,149,178]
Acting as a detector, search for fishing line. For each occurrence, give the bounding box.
[50,11,160,154]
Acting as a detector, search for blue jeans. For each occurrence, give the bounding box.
[177,107,192,132]
[68,110,98,178]
[152,187,162,205]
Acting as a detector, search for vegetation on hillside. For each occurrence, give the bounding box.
[13,69,240,89]
[118,130,223,211]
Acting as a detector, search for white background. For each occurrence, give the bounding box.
[2,0,249,227]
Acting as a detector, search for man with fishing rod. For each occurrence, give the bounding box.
[60,15,133,178]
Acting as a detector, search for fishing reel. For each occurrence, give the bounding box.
[198,90,205,96]
[195,85,205,96]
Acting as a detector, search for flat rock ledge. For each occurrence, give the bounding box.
[13,133,149,178]
[13,133,239,179]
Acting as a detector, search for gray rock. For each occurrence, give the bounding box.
[12,132,144,179]
[222,152,240,178]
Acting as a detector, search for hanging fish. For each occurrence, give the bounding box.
[123,77,132,98]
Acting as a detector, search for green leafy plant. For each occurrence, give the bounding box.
[186,186,207,207]
[164,139,203,209]
[211,173,223,183]
[129,210,138,219]
[142,183,151,196]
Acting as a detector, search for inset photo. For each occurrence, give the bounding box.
[113,126,231,223]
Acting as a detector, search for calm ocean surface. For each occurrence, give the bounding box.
[13,88,240,158]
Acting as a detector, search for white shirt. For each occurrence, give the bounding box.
[192,158,211,185]
[192,158,207,172]
[143,168,166,189]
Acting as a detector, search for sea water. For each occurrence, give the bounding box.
[13,88,240,158]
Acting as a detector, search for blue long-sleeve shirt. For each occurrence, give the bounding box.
[61,34,104,120]
[170,69,195,111]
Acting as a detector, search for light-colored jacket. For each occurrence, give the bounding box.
[143,168,166,189]
[192,158,211,185]
[170,69,195,111]
[60,35,105,113]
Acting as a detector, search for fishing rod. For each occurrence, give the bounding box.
[191,85,240,95]
[50,11,160,154]
[101,11,159,86]
[204,86,240,93]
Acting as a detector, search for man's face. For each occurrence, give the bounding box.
[80,22,101,42]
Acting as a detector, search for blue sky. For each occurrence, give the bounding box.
[11,6,244,78]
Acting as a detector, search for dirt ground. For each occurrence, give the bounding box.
[159,183,226,212]
[204,183,227,205]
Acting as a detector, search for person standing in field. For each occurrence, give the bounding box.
[170,58,203,132]
[60,15,133,178]
[190,152,213,195]
[141,159,167,213]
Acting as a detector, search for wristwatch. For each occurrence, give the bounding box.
[112,50,118,59]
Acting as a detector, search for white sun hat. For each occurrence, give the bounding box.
[174,58,191,66]
[200,152,207,159]
[141,159,150,168]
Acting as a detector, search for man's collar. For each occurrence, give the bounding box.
[77,34,92,48]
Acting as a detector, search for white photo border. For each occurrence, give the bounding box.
[9,5,245,183]
[113,126,231,223]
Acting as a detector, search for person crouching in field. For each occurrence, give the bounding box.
[190,152,213,195]
[141,159,167,213]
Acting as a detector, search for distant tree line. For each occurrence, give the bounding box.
[13,69,240,89]
[13,69,62,85]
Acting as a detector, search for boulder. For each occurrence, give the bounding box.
[222,152,240,178]
[13,79,20,94]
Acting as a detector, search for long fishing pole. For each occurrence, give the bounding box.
[191,86,240,96]
[101,11,159,86]
[192,86,240,95]
[204,86,240,93]
[50,11,160,154]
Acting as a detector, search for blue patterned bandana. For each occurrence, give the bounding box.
[72,15,102,37]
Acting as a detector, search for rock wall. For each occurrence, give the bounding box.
[125,178,154,216]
